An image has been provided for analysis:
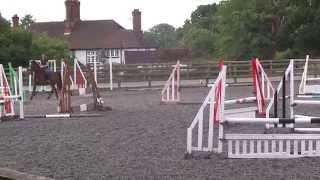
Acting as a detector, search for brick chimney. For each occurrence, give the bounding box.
[64,0,80,35]
[12,14,19,29]
[132,9,142,33]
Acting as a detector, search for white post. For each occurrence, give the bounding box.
[53,60,57,72]
[218,66,226,153]
[61,60,65,84]
[299,55,309,94]
[290,60,294,119]
[109,58,113,90]
[94,58,97,83]
[208,87,215,151]
[172,69,175,100]
[74,59,77,89]
[13,75,17,96]
[18,67,24,119]
[177,61,180,101]
[261,68,265,98]
[28,61,32,92]
[187,128,192,154]
[0,65,3,118]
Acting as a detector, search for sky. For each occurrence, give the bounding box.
[0,0,220,30]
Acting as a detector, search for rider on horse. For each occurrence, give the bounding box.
[40,54,53,80]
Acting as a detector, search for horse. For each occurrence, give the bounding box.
[29,60,62,100]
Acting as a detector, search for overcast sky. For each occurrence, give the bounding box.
[0,0,220,30]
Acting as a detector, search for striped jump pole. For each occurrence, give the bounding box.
[24,113,102,119]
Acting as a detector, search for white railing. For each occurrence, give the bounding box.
[187,66,226,154]
[161,61,181,103]
[226,134,320,158]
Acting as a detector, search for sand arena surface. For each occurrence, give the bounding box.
[0,86,320,180]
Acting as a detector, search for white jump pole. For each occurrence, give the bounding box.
[299,55,309,95]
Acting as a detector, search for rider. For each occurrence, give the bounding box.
[40,54,52,80]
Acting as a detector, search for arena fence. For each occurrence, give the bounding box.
[94,58,320,88]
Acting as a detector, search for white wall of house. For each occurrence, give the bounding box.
[73,48,157,65]
[125,48,157,52]
[73,50,87,64]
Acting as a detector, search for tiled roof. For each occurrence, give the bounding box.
[30,20,157,50]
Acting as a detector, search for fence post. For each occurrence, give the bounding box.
[93,58,97,83]
[109,59,113,90]
[233,66,238,83]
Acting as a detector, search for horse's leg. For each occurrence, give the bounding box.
[30,84,37,100]
[47,82,55,99]
[53,82,59,99]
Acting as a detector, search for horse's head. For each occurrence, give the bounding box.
[30,60,41,73]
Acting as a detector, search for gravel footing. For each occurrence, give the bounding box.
[0,86,320,180]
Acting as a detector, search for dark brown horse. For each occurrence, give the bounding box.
[29,61,62,100]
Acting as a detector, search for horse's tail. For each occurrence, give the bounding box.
[57,73,62,91]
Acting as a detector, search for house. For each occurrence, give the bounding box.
[17,0,158,64]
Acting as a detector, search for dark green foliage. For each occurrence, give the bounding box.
[31,34,71,60]
[0,28,32,66]
[20,14,35,30]
[0,12,70,66]
[144,23,177,48]
[177,0,320,61]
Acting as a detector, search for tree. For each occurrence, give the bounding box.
[215,0,276,60]
[277,0,320,58]
[20,14,35,30]
[0,29,32,66]
[180,27,214,57]
[177,4,218,59]
[144,23,177,48]
[31,34,71,60]
[0,12,10,33]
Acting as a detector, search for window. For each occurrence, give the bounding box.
[114,49,119,57]
[105,49,120,58]
[86,50,97,64]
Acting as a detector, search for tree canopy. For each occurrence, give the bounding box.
[146,0,320,61]
[144,23,177,48]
